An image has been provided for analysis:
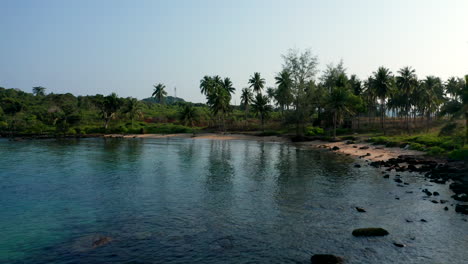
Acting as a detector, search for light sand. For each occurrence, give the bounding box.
[301,141,425,161]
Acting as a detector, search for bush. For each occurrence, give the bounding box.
[369,136,390,145]
[449,148,468,161]
[258,130,281,136]
[305,126,324,136]
[439,123,458,136]
[409,142,425,151]
[427,146,445,156]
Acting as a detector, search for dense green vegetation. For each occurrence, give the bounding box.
[1,49,466,159]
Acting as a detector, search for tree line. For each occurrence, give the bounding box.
[198,49,467,143]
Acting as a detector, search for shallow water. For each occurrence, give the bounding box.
[0,138,467,263]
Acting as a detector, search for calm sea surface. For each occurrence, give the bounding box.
[0,138,467,263]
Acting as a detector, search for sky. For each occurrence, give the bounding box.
[1,0,467,103]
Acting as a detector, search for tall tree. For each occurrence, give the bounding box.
[152,83,167,104]
[200,75,234,130]
[396,66,418,132]
[248,72,265,94]
[370,67,394,132]
[180,104,198,135]
[94,93,124,129]
[251,93,272,131]
[275,69,293,115]
[281,48,319,136]
[123,97,143,128]
[32,86,46,96]
[240,87,253,120]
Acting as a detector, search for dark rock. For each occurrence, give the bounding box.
[404,182,410,185]
[355,207,366,213]
[440,200,448,204]
[359,146,369,150]
[431,200,439,204]
[365,153,371,156]
[331,146,340,151]
[455,205,468,214]
[383,174,390,178]
[310,254,344,264]
[352,228,389,237]
[354,164,361,168]
[394,178,403,183]
[422,189,432,196]
[420,219,427,222]
[352,145,358,148]
[397,184,404,187]
[92,236,112,248]
[433,192,440,196]
[452,193,468,202]
[444,206,449,211]
[405,219,413,223]
[393,242,406,248]
[346,140,355,145]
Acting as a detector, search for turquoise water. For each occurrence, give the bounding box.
[0,138,467,263]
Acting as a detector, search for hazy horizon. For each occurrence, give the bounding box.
[1,0,467,103]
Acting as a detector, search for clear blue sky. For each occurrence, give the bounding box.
[1,0,467,103]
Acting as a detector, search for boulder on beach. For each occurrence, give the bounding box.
[310,254,344,264]
[352,228,389,237]
[332,146,340,151]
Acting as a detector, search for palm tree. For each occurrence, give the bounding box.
[222,77,235,97]
[200,76,214,96]
[275,70,293,115]
[200,75,233,131]
[370,67,394,132]
[240,87,253,120]
[124,98,143,129]
[327,85,355,138]
[251,93,272,131]
[396,66,418,132]
[32,86,46,96]
[152,83,167,104]
[180,104,197,135]
[445,77,463,101]
[419,76,444,130]
[248,72,265,94]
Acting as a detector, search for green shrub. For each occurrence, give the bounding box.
[259,130,281,136]
[439,123,458,136]
[305,126,324,136]
[427,146,445,156]
[448,148,468,161]
[409,142,425,151]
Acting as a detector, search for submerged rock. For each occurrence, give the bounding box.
[354,164,361,168]
[310,254,344,264]
[352,228,389,237]
[92,236,112,248]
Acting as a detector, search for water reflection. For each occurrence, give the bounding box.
[1,138,467,264]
